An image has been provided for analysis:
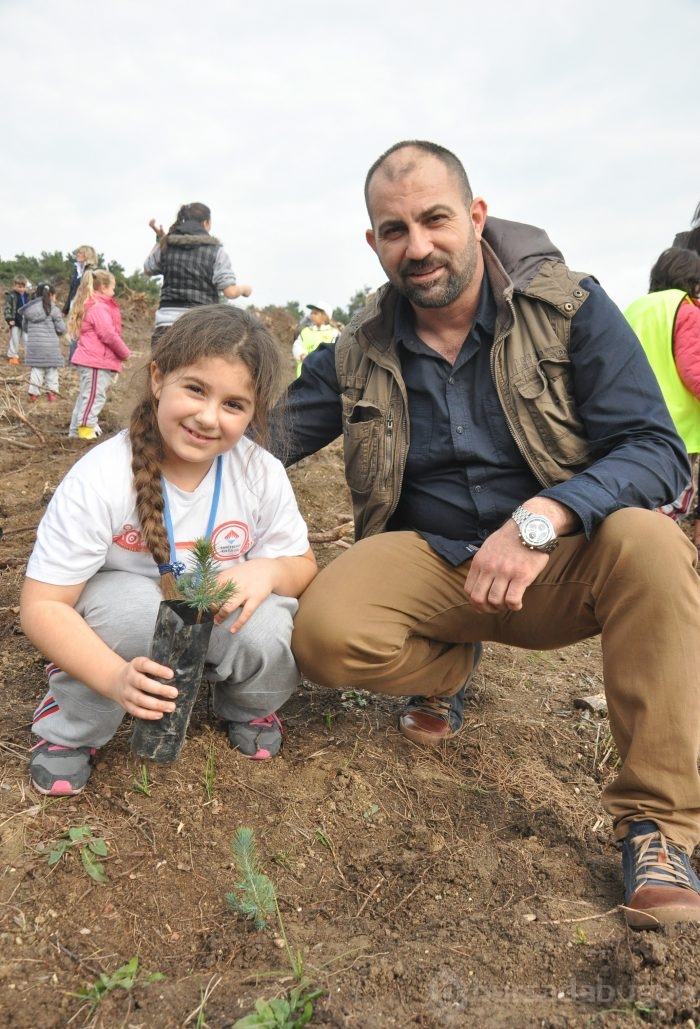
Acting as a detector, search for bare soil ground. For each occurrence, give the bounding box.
[1,293,700,1028]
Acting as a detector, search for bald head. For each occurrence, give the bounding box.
[364,141,473,224]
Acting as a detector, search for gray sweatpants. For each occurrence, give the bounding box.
[7,325,27,359]
[31,570,301,749]
[68,367,116,436]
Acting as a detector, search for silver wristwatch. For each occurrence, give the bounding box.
[511,505,559,553]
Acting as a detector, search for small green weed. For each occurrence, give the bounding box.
[45,824,109,884]
[233,978,324,1028]
[132,764,152,796]
[203,741,216,801]
[75,955,164,1014]
[340,689,369,709]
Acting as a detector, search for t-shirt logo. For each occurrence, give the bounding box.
[211,521,252,560]
[113,524,148,552]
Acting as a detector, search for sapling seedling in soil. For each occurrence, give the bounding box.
[131,539,238,763]
[226,827,323,1027]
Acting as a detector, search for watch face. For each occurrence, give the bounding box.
[523,515,554,547]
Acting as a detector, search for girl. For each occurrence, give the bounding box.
[22,283,66,402]
[144,203,252,345]
[67,269,131,440]
[21,305,317,796]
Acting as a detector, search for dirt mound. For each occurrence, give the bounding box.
[1,294,699,1028]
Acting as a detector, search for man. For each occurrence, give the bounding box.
[278,140,700,928]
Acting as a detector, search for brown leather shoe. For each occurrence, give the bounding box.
[622,821,700,928]
[399,644,482,745]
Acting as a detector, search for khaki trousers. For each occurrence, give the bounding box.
[292,509,700,852]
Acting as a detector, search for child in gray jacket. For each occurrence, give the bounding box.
[22,283,66,402]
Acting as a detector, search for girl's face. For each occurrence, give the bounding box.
[151,356,256,489]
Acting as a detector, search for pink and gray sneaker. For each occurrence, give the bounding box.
[29,739,96,796]
[228,713,283,760]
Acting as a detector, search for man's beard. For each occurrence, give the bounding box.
[396,244,477,308]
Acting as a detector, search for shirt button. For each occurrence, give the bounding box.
[473,485,482,492]
[448,377,455,385]
[456,425,463,433]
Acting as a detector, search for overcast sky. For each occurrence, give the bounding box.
[2,0,698,315]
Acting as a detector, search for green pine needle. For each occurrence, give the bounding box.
[175,538,238,617]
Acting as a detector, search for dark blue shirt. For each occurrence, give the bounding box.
[281,275,690,557]
[388,275,542,564]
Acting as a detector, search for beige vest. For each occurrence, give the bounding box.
[335,244,592,539]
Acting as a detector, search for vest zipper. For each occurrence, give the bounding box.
[383,411,394,490]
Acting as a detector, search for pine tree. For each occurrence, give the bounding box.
[174,538,238,622]
[225,827,277,930]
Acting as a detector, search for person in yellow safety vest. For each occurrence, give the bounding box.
[292,302,340,377]
[624,247,700,531]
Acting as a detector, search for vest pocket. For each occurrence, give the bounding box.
[511,356,590,468]
[342,397,382,494]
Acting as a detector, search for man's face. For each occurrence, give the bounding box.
[365,152,486,309]
[14,282,26,293]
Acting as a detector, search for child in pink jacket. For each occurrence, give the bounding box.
[67,270,131,440]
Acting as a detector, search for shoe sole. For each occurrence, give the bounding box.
[624,904,700,929]
[30,776,85,797]
[399,723,464,746]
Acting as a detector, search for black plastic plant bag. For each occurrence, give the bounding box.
[131,600,214,763]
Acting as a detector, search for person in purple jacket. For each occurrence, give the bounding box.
[67,269,131,440]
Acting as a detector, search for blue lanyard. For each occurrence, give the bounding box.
[157,455,223,578]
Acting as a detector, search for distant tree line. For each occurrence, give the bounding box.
[1,252,375,321]
[260,286,375,326]
[0,251,160,300]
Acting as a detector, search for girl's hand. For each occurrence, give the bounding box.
[107,657,177,719]
[213,563,277,634]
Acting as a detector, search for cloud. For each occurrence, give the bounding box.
[3,0,699,312]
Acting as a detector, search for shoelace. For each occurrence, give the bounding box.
[630,830,696,892]
[249,713,284,732]
[409,696,453,720]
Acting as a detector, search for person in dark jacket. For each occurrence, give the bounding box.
[62,246,97,316]
[144,202,252,345]
[276,140,700,930]
[4,275,29,364]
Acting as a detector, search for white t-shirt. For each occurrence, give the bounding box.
[27,431,310,586]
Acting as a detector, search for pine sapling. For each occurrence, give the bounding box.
[227,828,323,1026]
[174,537,238,622]
[226,827,277,930]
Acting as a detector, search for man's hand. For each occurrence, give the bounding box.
[148,218,164,238]
[465,520,549,612]
[464,497,579,613]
